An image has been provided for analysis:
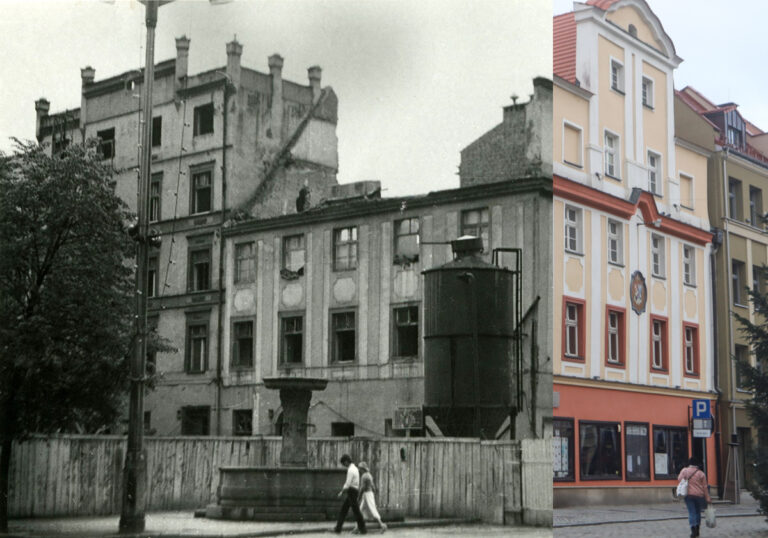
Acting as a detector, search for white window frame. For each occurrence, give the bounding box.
[604,130,620,179]
[684,326,695,375]
[607,310,620,364]
[652,320,664,369]
[607,219,623,265]
[564,205,582,254]
[562,120,584,168]
[642,76,654,108]
[610,58,625,93]
[565,303,579,357]
[647,150,662,196]
[683,245,695,286]
[651,234,665,278]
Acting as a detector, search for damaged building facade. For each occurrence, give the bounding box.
[35,38,552,439]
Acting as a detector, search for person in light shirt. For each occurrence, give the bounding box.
[358,461,387,532]
[334,454,367,534]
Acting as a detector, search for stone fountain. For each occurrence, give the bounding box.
[204,377,346,521]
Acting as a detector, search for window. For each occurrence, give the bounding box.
[186,323,208,373]
[735,344,749,390]
[152,116,162,147]
[333,226,358,271]
[393,305,419,358]
[234,242,255,284]
[610,59,624,93]
[193,103,214,136]
[680,174,694,209]
[331,422,355,437]
[553,418,575,481]
[331,311,356,363]
[750,186,763,227]
[683,246,695,286]
[149,173,162,222]
[653,426,688,479]
[642,77,654,108]
[563,122,583,167]
[181,406,210,435]
[607,219,623,265]
[460,208,490,253]
[625,423,650,481]
[729,178,742,220]
[604,132,619,178]
[564,205,582,253]
[394,217,420,263]
[683,323,699,376]
[605,307,625,366]
[191,169,212,214]
[579,421,622,480]
[231,320,254,369]
[650,316,668,371]
[280,315,303,365]
[144,411,152,435]
[651,234,665,278]
[147,255,158,298]
[283,234,306,274]
[97,127,115,159]
[647,151,661,195]
[732,260,746,305]
[563,298,585,360]
[753,265,764,296]
[188,247,211,291]
[232,409,252,436]
[727,126,743,149]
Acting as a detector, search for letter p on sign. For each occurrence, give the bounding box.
[693,399,710,419]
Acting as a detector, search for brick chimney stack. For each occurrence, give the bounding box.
[35,98,50,141]
[268,54,284,141]
[226,39,243,89]
[308,66,322,103]
[175,36,190,92]
[80,66,95,129]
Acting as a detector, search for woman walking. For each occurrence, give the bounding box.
[358,461,387,532]
[678,457,711,537]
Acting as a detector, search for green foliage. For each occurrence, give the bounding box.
[0,140,135,437]
[733,265,768,519]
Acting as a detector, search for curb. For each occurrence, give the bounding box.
[554,512,764,528]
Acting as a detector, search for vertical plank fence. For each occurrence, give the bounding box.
[4,435,551,525]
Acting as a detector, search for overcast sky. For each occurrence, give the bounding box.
[0,0,551,196]
[553,0,768,132]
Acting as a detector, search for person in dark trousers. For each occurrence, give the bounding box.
[334,454,367,534]
[678,456,711,537]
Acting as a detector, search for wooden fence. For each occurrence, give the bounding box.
[5,435,551,525]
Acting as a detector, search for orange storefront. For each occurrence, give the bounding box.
[554,382,719,506]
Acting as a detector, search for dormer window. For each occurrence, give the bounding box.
[727,126,743,148]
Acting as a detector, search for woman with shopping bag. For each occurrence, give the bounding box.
[677,457,711,537]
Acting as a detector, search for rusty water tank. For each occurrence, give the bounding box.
[422,236,515,438]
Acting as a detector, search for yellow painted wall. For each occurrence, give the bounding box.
[674,143,709,221]
[642,61,668,196]
[599,35,627,183]
[554,85,590,172]
[606,6,665,52]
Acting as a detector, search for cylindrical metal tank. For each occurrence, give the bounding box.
[422,236,515,438]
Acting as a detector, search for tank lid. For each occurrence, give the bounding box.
[451,236,484,259]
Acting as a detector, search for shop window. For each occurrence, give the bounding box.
[181,406,210,435]
[231,320,254,369]
[392,305,419,359]
[394,217,420,264]
[653,425,688,479]
[553,418,575,481]
[625,422,650,481]
[193,103,214,136]
[579,421,622,480]
[232,409,252,436]
[333,226,358,271]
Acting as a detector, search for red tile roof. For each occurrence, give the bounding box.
[586,0,621,9]
[553,12,577,84]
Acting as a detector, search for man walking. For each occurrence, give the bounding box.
[334,454,367,534]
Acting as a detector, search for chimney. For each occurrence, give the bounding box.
[35,98,50,141]
[80,66,95,130]
[175,36,190,89]
[307,66,322,103]
[226,39,243,89]
[268,54,284,141]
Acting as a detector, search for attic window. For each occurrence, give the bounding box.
[628,24,637,37]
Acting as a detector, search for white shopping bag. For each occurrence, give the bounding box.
[704,505,716,528]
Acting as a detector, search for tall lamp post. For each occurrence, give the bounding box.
[119,0,164,532]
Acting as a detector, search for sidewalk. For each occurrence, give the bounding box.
[6,513,478,537]
[555,492,763,527]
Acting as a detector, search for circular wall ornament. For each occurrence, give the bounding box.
[630,270,647,315]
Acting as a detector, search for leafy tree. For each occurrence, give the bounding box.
[0,140,135,531]
[733,267,768,521]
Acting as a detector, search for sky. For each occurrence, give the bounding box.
[553,0,768,133]
[0,0,551,196]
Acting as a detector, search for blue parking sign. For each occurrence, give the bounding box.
[692,399,711,419]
